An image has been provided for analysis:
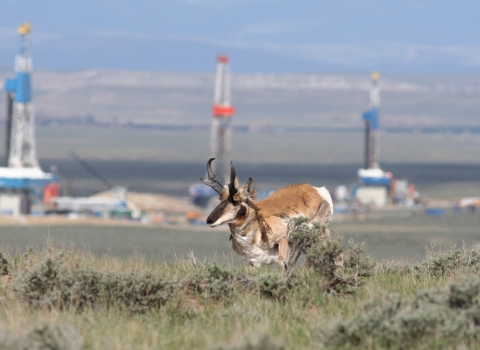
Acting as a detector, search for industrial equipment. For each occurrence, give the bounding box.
[190,55,235,207]
[4,22,38,168]
[356,72,392,207]
[1,23,58,215]
[210,54,235,183]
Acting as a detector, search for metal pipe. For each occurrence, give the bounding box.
[5,93,13,167]
[364,121,370,169]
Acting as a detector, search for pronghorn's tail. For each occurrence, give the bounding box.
[315,186,333,215]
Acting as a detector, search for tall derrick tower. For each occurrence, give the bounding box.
[362,71,380,170]
[210,55,235,183]
[4,22,39,169]
[1,23,58,216]
[356,71,392,207]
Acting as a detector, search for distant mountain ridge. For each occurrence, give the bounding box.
[10,69,480,92]
[1,70,480,129]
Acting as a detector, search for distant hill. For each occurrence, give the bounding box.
[1,70,480,129]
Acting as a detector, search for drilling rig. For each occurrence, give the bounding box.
[189,55,235,208]
[363,71,380,170]
[4,22,39,168]
[210,54,235,183]
[355,72,392,207]
[1,23,58,215]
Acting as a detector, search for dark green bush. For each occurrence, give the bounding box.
[13,256,179,313]
[321,276,480,349]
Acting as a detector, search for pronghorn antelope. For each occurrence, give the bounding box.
[200,158,333,272]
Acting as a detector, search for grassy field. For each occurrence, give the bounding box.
[1,225,480,349]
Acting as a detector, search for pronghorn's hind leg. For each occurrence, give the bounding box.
[278,238,289,275]
[312,201,332,238]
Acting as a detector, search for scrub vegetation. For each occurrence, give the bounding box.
[1,223,480,349]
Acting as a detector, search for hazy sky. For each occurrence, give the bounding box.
[1,0,480,73]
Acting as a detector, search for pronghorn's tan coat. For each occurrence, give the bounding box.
[201,159,333,271]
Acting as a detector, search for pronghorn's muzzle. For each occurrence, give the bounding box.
[206,216,214,225]
[206,200,227,226]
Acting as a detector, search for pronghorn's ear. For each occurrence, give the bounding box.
[244,177,256,199]
[233,176,240,190]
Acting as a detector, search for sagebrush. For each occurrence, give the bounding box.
[321,275,480,349]
[288,218,375,293]
[1,237,480,349]
[0,322,82,350]
[13,252,179,313]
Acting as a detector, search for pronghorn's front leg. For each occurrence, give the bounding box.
[278,238,289,274]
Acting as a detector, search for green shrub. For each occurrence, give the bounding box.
[288,219,375,294]
[186,262,239,302]
[12,255,179,313]
[343,239,376,278]
[255,271,297,302]
[287,218,322,267]
[305,235,344,279]
[185,262,300,302]
[408,243,480,278]
[321,276,480,349]
[0,322,82,350]
[211,333,285,350]
[0,251,10,276]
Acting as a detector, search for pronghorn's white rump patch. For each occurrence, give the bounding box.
[315,186,333,214]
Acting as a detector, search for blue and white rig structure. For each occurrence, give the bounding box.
[1,23,59,215]
[355,72,392,207]
[357,72,392,186]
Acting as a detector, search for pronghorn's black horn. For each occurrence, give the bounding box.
[229,161,239,195]
[200,158,225,195]
[230,161,237,185]
[206,158,216,179]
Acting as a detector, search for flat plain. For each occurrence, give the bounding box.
[0,125,475,198]
[1,210,479,262]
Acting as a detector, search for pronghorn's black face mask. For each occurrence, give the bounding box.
[200,158,256,227]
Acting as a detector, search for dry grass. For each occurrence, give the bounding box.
[1,235,480,349]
